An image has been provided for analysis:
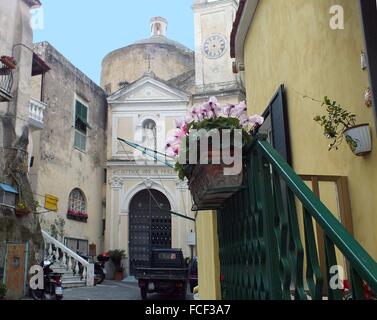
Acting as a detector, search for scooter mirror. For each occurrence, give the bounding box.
[43,260,52,267]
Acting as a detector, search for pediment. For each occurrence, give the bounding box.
[107,76,189,104]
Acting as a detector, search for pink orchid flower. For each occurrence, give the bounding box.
[175,119,186,129]
[166,144,180,158]
[223,104,236,117]
[233,101,248,118]
[249,115,264,126]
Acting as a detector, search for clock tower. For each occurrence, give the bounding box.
[192,0,244,104]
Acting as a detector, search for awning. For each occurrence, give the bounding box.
[0,183,18,194]
[32,52,50,76]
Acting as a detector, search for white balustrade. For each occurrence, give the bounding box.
[29,98,47,126]
[42,230,94,287]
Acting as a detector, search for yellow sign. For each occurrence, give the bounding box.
[45,194,58,212]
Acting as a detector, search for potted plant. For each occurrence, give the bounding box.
[109,249,126,281]
[0,56,17,69]
[0,283,7,300]
[15,200,31,217]
[314,96,372,156]
[166,97,264,210]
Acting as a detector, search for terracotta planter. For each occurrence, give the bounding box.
[0,56,16,69]
[184,141,243,210]
[343,124,372,156]
[114,271,124,281]
[15,207,31,217]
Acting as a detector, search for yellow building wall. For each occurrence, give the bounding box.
[196,211,221,300]
[243,0,377,259]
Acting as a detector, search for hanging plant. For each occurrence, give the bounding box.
[314,96,372,156]
[166,97,264,209]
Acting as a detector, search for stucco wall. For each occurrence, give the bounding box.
[243,0,377,259]
[101,43,194,94]
[196,210,221,300]
[29,42,107,254]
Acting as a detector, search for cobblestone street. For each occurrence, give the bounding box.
[63,279,194,301]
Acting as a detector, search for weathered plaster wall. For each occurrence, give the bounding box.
[101,43,194,94]
[0,0,44,299]
[29,42,107,253]
[243,0,377,259]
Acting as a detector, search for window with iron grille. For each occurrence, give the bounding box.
[68,189,86,213]
[74,99,90,152]
[64,237,89,256]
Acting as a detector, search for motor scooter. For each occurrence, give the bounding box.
[30,256,63,300]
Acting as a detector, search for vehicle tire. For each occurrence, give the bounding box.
[30,289,45,300]
[141,288,147,300]
[94,269,106,285]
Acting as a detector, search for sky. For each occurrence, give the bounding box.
[33,0,195,85]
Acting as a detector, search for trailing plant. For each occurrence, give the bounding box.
[314,96,357,151]
[166,97,264,181]
[50,217,66,242]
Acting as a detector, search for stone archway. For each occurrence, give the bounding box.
[129,189,172,275]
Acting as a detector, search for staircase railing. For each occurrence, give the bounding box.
[217,136,377,300]
[42,231,94,287]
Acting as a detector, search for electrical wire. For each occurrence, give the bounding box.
[118,138,195,222]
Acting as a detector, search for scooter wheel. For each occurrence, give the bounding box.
[30,289,45,300]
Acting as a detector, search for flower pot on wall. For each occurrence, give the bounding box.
[343,124,372,156]
[15,207,31,217]
[0,56,16,69]
[184,136,244,210]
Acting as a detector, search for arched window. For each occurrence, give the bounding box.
[142,119,157,153]
[68,189,86,213]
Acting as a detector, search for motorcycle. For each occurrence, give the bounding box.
[30,256,63,300]
[77,251,109,286]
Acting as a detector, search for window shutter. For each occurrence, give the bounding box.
[261,85,292,165]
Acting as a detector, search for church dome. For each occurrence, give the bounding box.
[101,17,195,94]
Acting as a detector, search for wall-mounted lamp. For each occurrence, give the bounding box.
[361,51,368,70]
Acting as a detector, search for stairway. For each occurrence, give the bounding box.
[42,230,94,289]
[51,262,86,288]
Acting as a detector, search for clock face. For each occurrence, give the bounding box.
[203,34,227,59]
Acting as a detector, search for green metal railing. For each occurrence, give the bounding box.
[217,137,377,300]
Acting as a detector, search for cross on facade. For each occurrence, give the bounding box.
[144,54,154,71]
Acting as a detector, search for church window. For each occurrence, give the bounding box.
[74,98,91,152]
[68,188,86,214]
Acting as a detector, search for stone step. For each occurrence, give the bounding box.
[62,275,82,281]
[62,280,86,289]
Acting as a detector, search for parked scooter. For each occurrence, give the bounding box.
[77,251,109,285]
[30,256,63,300]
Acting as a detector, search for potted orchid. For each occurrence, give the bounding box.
[166,97,263,210]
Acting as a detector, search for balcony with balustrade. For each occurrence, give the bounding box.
[0,57,15,102]
[29,98,47,129]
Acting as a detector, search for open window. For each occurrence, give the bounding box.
[74,98,91,152]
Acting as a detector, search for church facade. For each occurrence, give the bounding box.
[103,0,243,275]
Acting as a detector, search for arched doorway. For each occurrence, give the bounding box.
[129,189,172,275]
